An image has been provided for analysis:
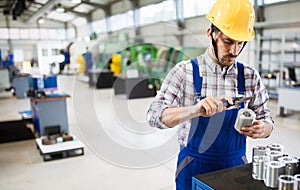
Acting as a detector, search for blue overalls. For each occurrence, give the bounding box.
[175,58,247,190]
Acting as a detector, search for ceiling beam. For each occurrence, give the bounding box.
[81,1,108,10]
[25,0,60,24]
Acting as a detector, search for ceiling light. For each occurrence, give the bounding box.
[56,4,65,13]
[70,0,81,3]
[38,18,45,24]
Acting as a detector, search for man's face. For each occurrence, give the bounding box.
[214,32,245,67]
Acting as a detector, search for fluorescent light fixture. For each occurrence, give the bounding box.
[56,7,65,13]
[56,4,65,13]
[38,18,45,24]
[70,0,81,3]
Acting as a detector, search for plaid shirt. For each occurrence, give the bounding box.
[146,49,273,146]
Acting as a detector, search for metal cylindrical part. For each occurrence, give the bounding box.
[278,156,299,175]
[234,108,255,132]
[278,175,295,190]
[266,150,284,162]
[267,143,284,153]
[294,174,300,190]
[264,161,285,188]
[252,145,267,161]
[252,155,265,180]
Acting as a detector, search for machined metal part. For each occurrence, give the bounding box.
[266,150,284,162]
[294,174,300,190]
[267,143,284,153]
[278,175,295,190]
[264,161,285,188]
[252,155,265,180]
[252,145,267,161]
[234,108,255,131]
[278,156,299,175]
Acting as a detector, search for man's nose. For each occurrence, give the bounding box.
[229,43,239,55]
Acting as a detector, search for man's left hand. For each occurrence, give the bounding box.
[239,120,273,138]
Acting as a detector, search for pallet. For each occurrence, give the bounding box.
[35,137,85,161]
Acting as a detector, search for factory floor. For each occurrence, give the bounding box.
[0,74,300,190]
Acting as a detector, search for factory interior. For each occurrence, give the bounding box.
[0,0,300,189]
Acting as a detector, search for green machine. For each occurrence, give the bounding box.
[149,46,207,90]
[121,43,158,74]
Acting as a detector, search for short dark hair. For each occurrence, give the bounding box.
[210,24,220,35]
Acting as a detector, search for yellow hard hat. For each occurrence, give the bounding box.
[206,0,255,42]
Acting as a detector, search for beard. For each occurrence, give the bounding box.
[220,53,237,66]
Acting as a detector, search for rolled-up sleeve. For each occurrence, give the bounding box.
[146,63,186,129]
[248,69,274,127]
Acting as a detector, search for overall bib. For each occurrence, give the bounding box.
[175,58,247,190]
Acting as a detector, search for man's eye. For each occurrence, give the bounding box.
[224,40,232,44]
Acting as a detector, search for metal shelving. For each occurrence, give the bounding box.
[256,33,300,98]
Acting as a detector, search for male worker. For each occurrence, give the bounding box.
[146,0,274,189]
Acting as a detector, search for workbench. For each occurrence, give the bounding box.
[113,75,156,99]
[30,94,70,136]
[277,87,300,116]
[35,137,84,161]
[88,68,114,88]
[192,163,272,190]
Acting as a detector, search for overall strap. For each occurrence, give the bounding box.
[237,62,245,94]
[237,62,245,107]
[191,58,202,96]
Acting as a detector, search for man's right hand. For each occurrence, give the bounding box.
[193,96,233,117]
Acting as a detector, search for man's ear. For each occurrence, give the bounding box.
[207,27,212,41]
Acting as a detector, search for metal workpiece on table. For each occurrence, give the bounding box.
[252,145,267,161]
[252,155,265,180]
[264,161,285,188]
[266,150,284,162]
[278,156,299,176]
[267,143,284,153]
[278,175,295,190]
[294,174,300,190]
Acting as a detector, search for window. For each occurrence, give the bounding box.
[29,29,39,39]
[111,11,134,31]
[92,19,107,34]
[183,0,216,18]
[0,28,9,39]
[40,29,49,39]
[52,48,60,56]
[20,29,29,39]
[139,0,176,25]
[9,28,20,39]
[42,49,48,56]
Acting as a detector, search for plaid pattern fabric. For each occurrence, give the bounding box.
[146,50,273,146]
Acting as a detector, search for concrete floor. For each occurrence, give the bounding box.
[0,74,300,190]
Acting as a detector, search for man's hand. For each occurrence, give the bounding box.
[193,96,233,117]
[239,120,273,138]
